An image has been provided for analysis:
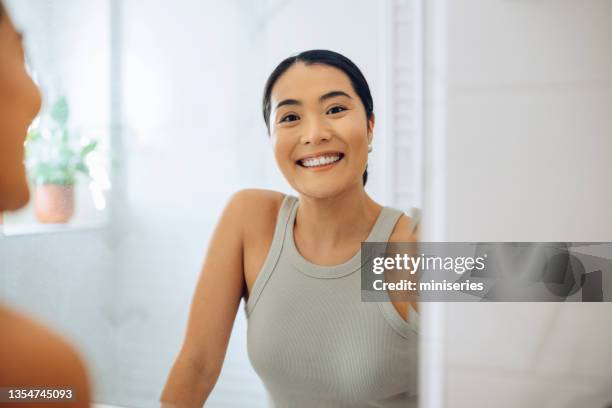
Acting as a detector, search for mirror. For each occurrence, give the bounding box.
[0,1,423,406]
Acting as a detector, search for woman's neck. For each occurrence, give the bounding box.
[294,184,382,251]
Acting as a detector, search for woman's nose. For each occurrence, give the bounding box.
[300,117,330,145]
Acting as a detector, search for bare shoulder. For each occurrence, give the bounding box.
[230,188,285,247]
[230,188,285,213]
[229,188,286,232]
[231,190,287,296]
[389,212,420,243]
[0,305,91,405]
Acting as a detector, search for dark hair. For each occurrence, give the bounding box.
[262,49,373,186]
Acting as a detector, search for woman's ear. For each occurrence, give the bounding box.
[367,113,376,144]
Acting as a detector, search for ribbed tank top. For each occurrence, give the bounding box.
[244,194,419,408]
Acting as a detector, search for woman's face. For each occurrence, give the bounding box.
[269,62,374,199]
[0,9,42,211]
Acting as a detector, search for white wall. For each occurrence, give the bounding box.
[424,1,612,406]
[111,1,267,406]
[445,0,612,243]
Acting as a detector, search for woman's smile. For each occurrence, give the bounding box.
[296,151,345,171]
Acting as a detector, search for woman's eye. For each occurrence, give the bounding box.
[327,106,347,115]
[280,114,299,123]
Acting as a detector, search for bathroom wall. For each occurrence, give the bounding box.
[427,0,612,406]
[109,1,266,406]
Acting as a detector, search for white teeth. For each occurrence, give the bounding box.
[300,154,341,168]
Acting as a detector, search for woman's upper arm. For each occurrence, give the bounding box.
[178,190,252,379]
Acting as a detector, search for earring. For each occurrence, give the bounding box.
[368,143,373,153]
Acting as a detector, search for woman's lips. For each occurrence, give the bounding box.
[296,153,344,171]
[298,156,343,171]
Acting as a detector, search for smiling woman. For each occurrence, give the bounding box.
[262,50,374,187]
[160,49,419,408]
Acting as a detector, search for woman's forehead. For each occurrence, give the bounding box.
[271,63,355,104]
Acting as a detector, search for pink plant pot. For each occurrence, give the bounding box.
[35,184,75,223]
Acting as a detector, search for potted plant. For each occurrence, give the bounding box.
[24,96,98,223]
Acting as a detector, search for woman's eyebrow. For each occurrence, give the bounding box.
[320,90,352,102]
[275,98,301,111]
[275,90,352,111]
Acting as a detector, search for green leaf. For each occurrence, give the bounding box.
[76,162,89,174]
[80,141,98,157]
[50,96,69,126]
[23,95,103,184]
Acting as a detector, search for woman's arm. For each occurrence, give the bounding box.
[160,191,251,408]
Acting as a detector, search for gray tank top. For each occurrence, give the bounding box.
[244,194,419,408]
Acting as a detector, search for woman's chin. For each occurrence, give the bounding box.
[293,179,357,200]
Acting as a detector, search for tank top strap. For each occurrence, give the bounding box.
[244,194,298,316]
[366,206,406,242]
[370,206,422,337]
[408,207,421,235]
[275,194,299,241]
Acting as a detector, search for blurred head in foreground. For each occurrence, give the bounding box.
[0,1,41,211]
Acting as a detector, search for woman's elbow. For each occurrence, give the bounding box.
[160,354,220,407]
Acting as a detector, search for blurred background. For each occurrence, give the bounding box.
[0,0,611,407]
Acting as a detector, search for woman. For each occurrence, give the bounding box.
[0,2,92,407]
[161,50,419,408]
